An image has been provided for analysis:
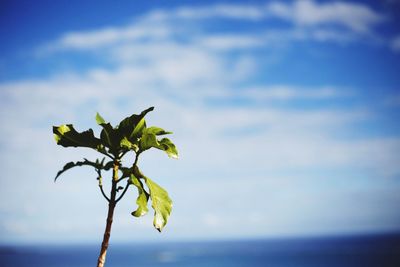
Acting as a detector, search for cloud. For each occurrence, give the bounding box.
[266,0,385,33]
[38,0,387,55]
[39,23,172,52]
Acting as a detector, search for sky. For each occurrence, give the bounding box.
[0,0,400,244]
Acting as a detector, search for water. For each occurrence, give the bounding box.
[1,234,400,267]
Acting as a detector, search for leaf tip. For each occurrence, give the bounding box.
[95,112,106,125]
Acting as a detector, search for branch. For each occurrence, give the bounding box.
[116,151,141,183]
[133,151,141,166]
[115,182,130,203]
[99,150,114,160]
[99,184,111,202]
[97,169,110,202]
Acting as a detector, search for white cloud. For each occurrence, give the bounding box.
[39,0,387,55]
[198,35,265,50]
[266,0,385,33]
[40,23,172,52]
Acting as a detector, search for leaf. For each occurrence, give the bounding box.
[99,123,122,151]
[95,112,106,125]
[140,128,179,159]
[120,137,138,152]
[118,107,154,140]
[54,158,105,181]
[140,131,159,151]
[144,176,173,232]
[130,175,149,217]
[158,138,179,159]
[53,124,101,150]
[145,127,172,136]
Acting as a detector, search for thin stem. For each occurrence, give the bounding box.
[115,182,130,203]
[96,170,110,202]
[99,184,110,202]
[133,151,141,167]
[99,150,114,160]
[116,151,141,184]
[97,160,119,267]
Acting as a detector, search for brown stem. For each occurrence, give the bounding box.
[97,161,119,267]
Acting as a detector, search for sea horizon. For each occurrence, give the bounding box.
[2,232,400,267]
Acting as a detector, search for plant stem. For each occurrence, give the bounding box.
[97,161,119,267]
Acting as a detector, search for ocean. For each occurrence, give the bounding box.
[1,234,399,267]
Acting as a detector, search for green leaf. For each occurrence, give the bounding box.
[130,175,149,217]
[140,131,159,151]
[95,112,106,125]
[131,117,146,139]
[53,124,101,150]
[144,176,173,232]
[145,127,172,136]
[54,158,106,181]
[120,137,138,152]
[158,138,179,159]
[140,129,179,159]
[118,107,154,140]
[99,123,122,151]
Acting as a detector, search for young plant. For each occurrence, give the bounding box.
[52,107,178,267]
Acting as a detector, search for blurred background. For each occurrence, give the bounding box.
[1,0,400,266]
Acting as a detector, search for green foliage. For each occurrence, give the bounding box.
[53,107,178,232]
[130,175,149,217]
[54,158,113,181]
[144,176,173,232]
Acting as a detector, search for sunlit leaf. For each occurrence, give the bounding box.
[140,129,178,159]
[140,131,158,151]
[120,137,138,152]
[145,127,172,136]
[144,176,173,232]
[95,112,106,125]
[130,175,149,217]
[158,138,179,159]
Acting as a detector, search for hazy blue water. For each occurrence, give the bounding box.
[1,234,399,267]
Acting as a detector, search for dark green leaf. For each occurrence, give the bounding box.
[118,107,154,140]
[53,124,101,150]
[99,123,122,151]
[54,158,104,181]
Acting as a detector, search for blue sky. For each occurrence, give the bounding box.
[0,0,400,244]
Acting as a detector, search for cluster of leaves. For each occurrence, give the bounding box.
[53,107,178,232]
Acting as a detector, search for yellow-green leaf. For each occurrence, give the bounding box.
[95,112,106,125]
[130,175,149,217]
[144,177,172,232]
